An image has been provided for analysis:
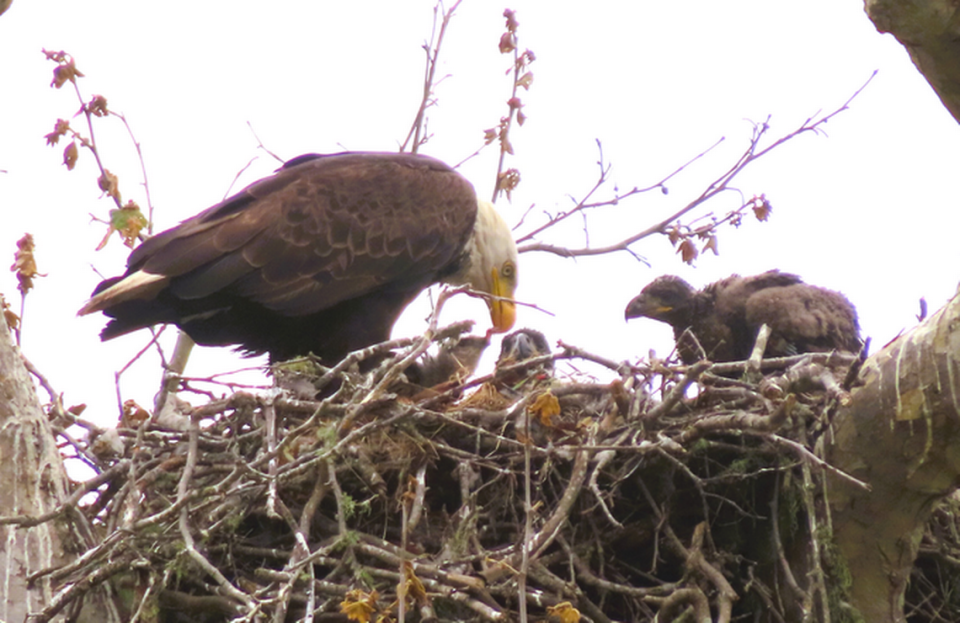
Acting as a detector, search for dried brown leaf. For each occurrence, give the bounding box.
[546,601,582,623]
[667,226,681,246]
[63,141,78,170]
[503,9,518,33]
[120,399,150,428]
[98,169,121,202]
[528,391,560,427]
[88,94,109,117]
[94,226,114,252]
[2,297,19,333]
[751,194,772,221]
[113,202,148,247]
[678,238,698,264]
[457,382,512,410]
[499,32,516,54]
[96,202,147,251]
[496,168,521,200]
[42,49,67,62]
[610,379,629,417]
[703,235,719,256]
[50,58,84,89]
[45,119,71,146]
[403,561,428,605]
[341,589,380,623]
[10,233,45,294]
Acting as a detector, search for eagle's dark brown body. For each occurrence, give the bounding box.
[80,152,518,363]
[624,270,861,364]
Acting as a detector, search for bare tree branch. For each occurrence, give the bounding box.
[400,0,464,154]
[517,72,876,260]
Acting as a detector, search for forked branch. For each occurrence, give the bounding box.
[517,72,877,262]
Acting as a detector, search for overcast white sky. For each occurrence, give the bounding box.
[2,0,959,425]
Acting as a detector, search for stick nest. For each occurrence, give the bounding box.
[36,325,960,622]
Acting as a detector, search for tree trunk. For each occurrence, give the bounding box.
[825,289,960,622]
[827,4,960,620]
[0,302,99,621]
[865,0,960,125]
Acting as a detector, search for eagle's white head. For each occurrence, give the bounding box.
[448,199,518,333]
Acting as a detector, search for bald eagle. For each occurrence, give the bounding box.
[79,152,519,363]
[624,270,860,364]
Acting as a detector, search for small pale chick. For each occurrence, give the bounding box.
[457,328,554,411]
[404,335,491,390]
[624,270,861,364]
[494,327,554,388]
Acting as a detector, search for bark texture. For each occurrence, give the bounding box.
[865,0,960,124]
[826,288,960,622]
[0,305,76,620]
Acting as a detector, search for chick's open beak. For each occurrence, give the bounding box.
[489,266,517,333]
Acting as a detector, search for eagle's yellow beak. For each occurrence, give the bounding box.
[489,265,517,333]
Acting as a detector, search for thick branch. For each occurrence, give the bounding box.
[825,288,960,623]
[866,0,960,125]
